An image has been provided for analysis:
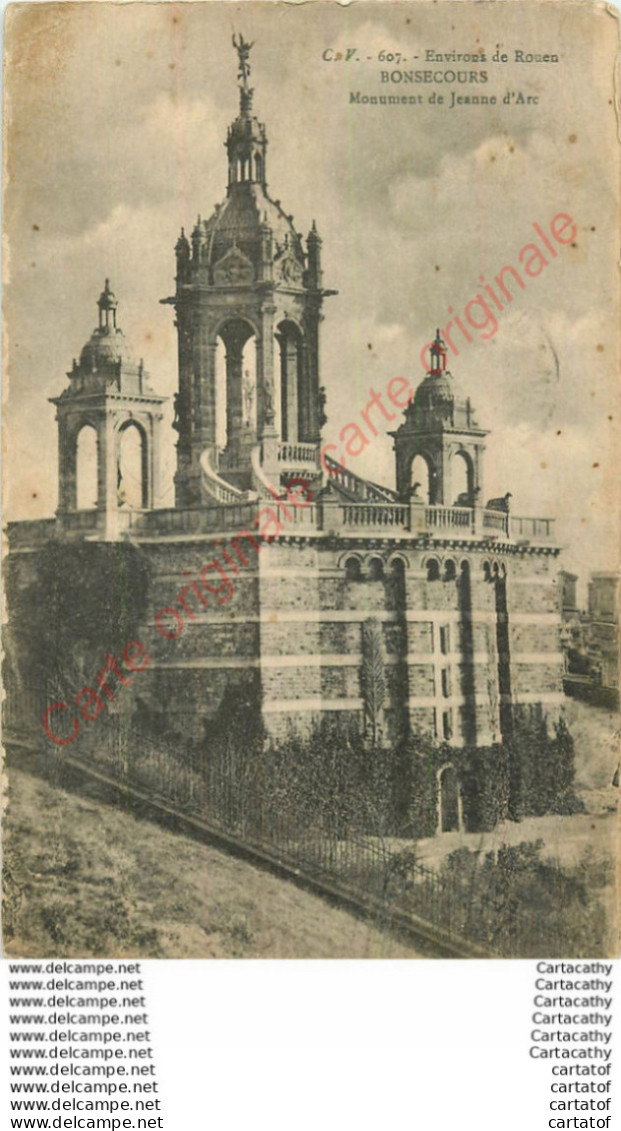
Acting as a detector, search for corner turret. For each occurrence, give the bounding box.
[50,283,166,532]
[391,331,488,505]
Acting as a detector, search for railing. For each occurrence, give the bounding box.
[7,518,58,547]
[252,443,282,500]
[20,713,486,957]
[282,503,318,526]
[9,501,556,549]
[200,449,248,505]
[278,442,318,465]
[323,453,399,503]
[482,509,510,535]
[510,515,556,542]
[425,505,474,531]
[9,707,582,957]
[5,684,606,959]
[131,504,259,536]
[59,510,101,533]
[338,503,409,529]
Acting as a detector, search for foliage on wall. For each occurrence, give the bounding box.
[5,539,151,699]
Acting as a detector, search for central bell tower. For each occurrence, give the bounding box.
[163,35,335,507]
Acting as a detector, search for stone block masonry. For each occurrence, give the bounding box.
[142,535,564,746]
[27,520,564,750]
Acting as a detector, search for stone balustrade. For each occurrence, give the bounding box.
[278,441,318,465]
[200,448,247,504]
[426,505,475,531]
[482,508,509,535]
[337,503,409,529]
[322,453,399,503]
[45,500,555,546]
[58,510,100,533]
[7,517,58,547]
[126,503,258,536]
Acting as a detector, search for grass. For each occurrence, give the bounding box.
[2,766,421,959]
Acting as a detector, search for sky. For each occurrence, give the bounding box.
[3,0,619,597]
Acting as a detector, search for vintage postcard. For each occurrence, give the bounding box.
[2,1,619,959]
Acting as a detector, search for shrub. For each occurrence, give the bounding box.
[507,708,579,820]
[436,840,610,957]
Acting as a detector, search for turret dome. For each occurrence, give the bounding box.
[411,330,478,430]
[79,327,135,371]
[69,281,150,387]
[202,190,304,276]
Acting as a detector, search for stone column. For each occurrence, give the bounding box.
[257,304,276,440]
[285,336,299,443]
[186,313,217,504]
[173,301,194,508]
[99,411,119,540]
[437,442,450,506]
[225,331,245,460]
[303,303,322,443]
[151,411,165,509]
[57,417,78,513]
[474,443,485,497]
[194,323,217,451]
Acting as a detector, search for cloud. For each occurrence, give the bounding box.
[4,2,618,585]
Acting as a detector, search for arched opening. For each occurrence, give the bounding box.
[367,557,384,582]
[390,556,407,578]
[444,559,457,582]
[76,425,98,511]
[410,454,432,503]
[117,422,148,509]
[426,558,441,582]
[275,320,303,443]
[254,153,263,182]
[438,765,461,832]
[452,449,474,506]
[344,555,362,582]
[216,320,257,455]
[389,557,406,603]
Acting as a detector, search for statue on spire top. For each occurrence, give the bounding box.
[232,33,253,90]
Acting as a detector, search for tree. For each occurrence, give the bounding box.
[360,617,386,748]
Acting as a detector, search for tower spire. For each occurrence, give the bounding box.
[97,278,118,331]
[430,328,447,372]
[226,34,267,189]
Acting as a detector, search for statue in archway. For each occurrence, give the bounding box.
[243,368,255,427]
[262,378,275,426]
